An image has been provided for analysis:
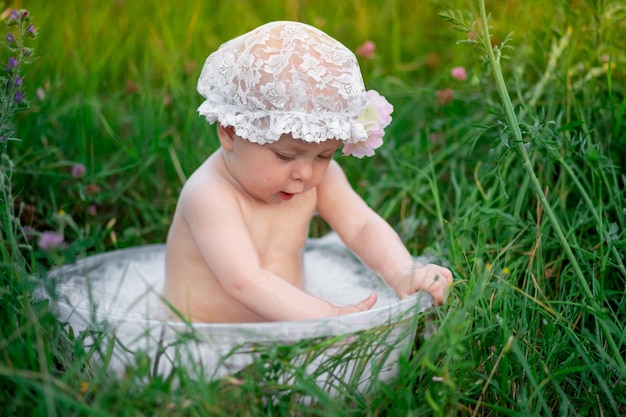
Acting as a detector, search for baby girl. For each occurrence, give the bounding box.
[163,21,452,323]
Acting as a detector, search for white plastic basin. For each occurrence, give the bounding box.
[41,233,433,392]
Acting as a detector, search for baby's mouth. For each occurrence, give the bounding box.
[279,191,295,201]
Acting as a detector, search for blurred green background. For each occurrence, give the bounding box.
[10,0,624,253]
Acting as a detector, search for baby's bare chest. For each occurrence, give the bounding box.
[243,196,316,260]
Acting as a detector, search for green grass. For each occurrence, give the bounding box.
[1,0,625,415]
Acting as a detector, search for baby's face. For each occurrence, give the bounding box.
[228,134,341,204]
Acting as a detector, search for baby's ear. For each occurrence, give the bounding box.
[217,124,236,150]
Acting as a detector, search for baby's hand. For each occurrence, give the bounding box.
[336,292,377,316]
[392,264,453,305]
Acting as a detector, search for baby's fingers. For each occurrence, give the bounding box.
[338,292,377,315]
[355,292,377,311]
[429,268,453,304]
[430,285,448,305]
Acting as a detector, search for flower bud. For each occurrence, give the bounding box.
[6,10,19,26]
[26,24,37,38]
[451,66,467,81]
[356,41,376,59]
[38,231,66,251]
[436,88,454,105]
[72,163,86,179]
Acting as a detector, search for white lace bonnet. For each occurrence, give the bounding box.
[197,21,392,157]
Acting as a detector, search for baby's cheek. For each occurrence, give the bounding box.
[309,165,330,186]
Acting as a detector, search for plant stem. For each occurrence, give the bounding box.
[478,0,625,373]
[478,0,591,302]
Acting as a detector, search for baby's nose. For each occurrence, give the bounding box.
[291,160,313,181]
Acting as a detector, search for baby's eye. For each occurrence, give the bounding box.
[274,152,294,161]
[317,152,336,160]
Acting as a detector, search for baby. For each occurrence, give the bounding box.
[163,21,452,323]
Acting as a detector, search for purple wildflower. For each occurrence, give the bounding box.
[38,231,65,251]
[14,91,24,102]
[71,163,86,178]
[26,24,37,38]
[8,57,18,68]
[6,32,15,43]
[14,76,22,86]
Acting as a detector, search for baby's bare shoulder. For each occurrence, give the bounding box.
[179,158,239,211]
[317,160,353,196]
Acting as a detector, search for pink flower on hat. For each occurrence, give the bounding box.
[343,90,393,158]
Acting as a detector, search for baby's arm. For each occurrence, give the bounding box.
[179,178,376,321]
[317,162,452,304]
